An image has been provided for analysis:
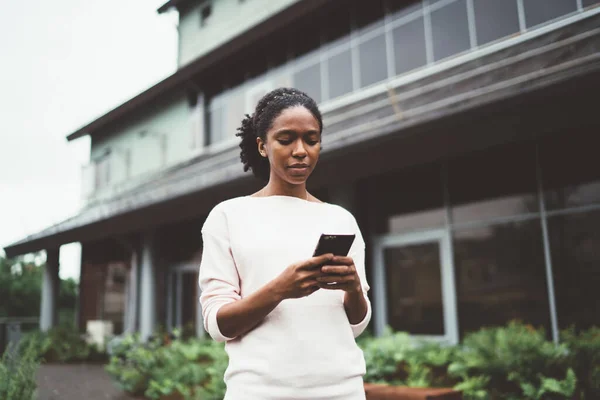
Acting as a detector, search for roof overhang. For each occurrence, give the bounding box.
[6,10,600,258]
[157,0,195,14]
[66,0,333,142]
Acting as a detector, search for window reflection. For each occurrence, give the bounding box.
[523,0,578,28]
[473,0,520,46]
[327,49,353,99]
[389,209,446,234]
[359,34,388,88]
[430,0,470,61]
[393,17,428,74]
[449,143,538,224]
[453,220,551,337]
[368,163,444,234]
[223,92,245,142]
[207,106,223,145]
[540,132,600,210]
[385,242,445,335]
[549,210,600,330]
[293,63,321,103]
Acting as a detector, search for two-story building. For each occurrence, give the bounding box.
[4,0,600,344]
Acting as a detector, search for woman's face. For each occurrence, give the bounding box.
[258,106,321,186]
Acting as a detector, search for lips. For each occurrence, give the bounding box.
[288,163,310,175]
[288,164,309,169]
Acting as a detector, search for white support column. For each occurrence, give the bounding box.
[123,251,139,333]
[139,231,157,341]
[40,248,60,331]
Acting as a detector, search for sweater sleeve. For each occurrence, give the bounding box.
[347,212,372,338]
[198,204,241,342]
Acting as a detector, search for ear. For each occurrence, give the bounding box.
[256,137,267,158]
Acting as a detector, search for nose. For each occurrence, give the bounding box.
[292,139,307,158]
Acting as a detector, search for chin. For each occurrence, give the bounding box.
[286,177,308,185]
[283,169,312,183]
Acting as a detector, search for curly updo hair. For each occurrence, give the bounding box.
[236,87,323,181]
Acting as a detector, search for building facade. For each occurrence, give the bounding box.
[4,0,600,344]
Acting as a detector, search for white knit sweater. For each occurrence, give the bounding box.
[199,195,371,400]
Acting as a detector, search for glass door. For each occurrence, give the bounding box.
[373,229,458,344]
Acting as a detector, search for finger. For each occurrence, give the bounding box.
[317,275,354,284]
[321,265,354,275]
[332,256,354,265]
[299,254,334,270]
[318,281,353,290]
[302,280,320,294]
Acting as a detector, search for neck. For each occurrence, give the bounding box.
[263,178,307,199]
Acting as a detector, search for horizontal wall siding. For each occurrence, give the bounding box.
[177,0,300,66]
[90,94,192,192]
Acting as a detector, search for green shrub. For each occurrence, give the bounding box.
[0,341,39,400]
[404,340,457,388]
[508,368,577,400]
[561,326,600,399]
[18,325,107,363]
[449,322,574,400]
[360,328,413,384]
[105,322,600,400]
[105,330,228,400]
[359,328,456,388]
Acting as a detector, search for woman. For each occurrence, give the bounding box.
[199,87,371,399]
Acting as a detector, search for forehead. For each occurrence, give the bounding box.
[269,106,320,133]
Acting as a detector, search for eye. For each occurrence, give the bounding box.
[277,139,293,145]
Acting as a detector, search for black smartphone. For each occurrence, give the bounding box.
[312,234,356,257]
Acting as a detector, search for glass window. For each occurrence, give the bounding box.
[540,132,600,210]
[473,0,520,46]
[583,0,600,8]
[523,0,578,28]
[293,63,321,103]
[385,242,445,335]
[548,210,600,330]
[207,105,223,145]
[430,0,471,61]
[453,220,551,337]
[223,91,245,142]
[199,3,212,27]
[359,34,388,88]
[367,164,445,234]
[392,17,427,75]
[448,143,539,224]
[327,49,353,100]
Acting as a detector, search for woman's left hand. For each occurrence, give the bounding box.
[317,256,362,294]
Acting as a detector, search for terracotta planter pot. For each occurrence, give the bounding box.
[158,393,185,400]
[364,383,462,400]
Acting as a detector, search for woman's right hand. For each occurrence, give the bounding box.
[273,253,334,300]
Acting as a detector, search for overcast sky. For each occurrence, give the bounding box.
[0,0,178,280]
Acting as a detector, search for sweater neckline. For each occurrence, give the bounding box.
[246,194,329,205]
